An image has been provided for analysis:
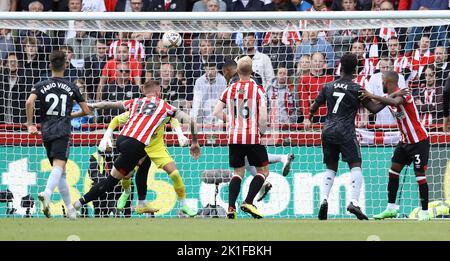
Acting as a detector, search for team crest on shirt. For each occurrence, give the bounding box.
[238,89,246,94]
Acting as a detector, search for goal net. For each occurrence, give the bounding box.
[0,11,449,219]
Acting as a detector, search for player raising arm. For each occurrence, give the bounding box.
[308,53,392,220]
[73,80,200,213]
[359,71,431,221]
[99,112,198,217]
[213,56,269,219]
[25,50,91,219]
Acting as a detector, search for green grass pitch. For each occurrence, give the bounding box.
[1,218,450,241]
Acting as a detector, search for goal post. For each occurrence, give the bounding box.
[0,11,449,219]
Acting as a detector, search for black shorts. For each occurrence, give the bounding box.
[43,136,70,165]
[113,135,147,176]
[392,138,430,172]
[322,138,361,165]
[229,144,269,168]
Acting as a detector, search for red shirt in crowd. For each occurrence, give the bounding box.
[101,59,142,84]
[298,73,334,119]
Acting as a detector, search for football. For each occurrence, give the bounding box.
[162,31,182,48]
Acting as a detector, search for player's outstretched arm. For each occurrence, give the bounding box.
[170,118,189,147]
[213,101,227,123]
[359,89,404,107]
[89,101,126,110]
[174,110,201,159]
[24,93,39,134]
[71,102,92,119]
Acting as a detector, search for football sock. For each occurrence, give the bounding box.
[44,165,64,197]
[268,153,283,164]
[57,173,73,210]
[135,158,150,201]
[321,169,336,202]
[350,167,363,206]
[388,169,400,204]
[418,182,429,211]
[244,173,265,205]
[169,170,186,204]
[228,175,242,209]
[79,175,120,205]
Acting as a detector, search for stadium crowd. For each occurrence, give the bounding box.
[0,0,449,132]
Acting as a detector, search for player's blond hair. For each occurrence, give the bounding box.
[237,56,253,76]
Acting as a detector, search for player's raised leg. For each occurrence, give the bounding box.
[268,153,295,177]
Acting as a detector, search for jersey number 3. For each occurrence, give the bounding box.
[45,93,67,117]
[332,92,345,113]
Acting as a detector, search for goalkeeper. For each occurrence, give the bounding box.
[409,200,450,219]
[98,111,197,217]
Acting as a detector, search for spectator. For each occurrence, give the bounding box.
[404,0,448,53]
[186,36,224,89]
[366,56,407,125]
[240,32,275,88]
[215,30,241,62]
[262,31,295,76]
[159,63,190,103]
[266,66,297,125]
[291,0,312,11]
[82,0,107,11]
[0,53,29,124]
[295,30,335,69]
[296,54,311,77]
[54,0,82,46]
[100,62,141,123]
[225,0,273,11]
[19,0,51,11]
[358,28,384,64]
[443,77,450,132]
[193,0,227,11]
[332,0,358,60]
[21,37,47,85]
[96,44,142,101]
[408,34,434,92]
[0,29,14,64]
[82,39,109,99]
[66,21,97,61]
[109,32,145,62]
[114,0,149,11]
[371,0,384,10]
[271,0,296,11]
[191,59,227,125]
[42,45,80,83]
[232,21,265,53]
[0,0,17,11]
[308,0,329,11]
[386,36,411,79]
[147,0,188,11]
[332,0,357,11]
[145,40,184,82]
[431,46,450,87]
[376,1,399,43]
[71,79,95,130]
[415,65,444,125]
[298,52,334,125]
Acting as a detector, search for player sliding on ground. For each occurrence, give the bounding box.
[308,53,390,220]
[99,112,197,217]
[25,50,91,219]
[72,80,201,213]
[213,56,269,219]
[359,71,431,221]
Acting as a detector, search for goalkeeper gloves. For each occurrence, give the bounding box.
[98,128,113,152]
[173,125,189,147]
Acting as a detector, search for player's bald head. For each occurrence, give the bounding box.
[382,70,399,93]
[383,71,398,84]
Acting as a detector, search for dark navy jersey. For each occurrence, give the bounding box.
[314,78,362,144]
[31,77,84,141]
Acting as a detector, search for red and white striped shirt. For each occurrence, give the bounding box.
[109,40,145,61]
[219,80,266,145]
[387,91,428,144]
[120,96,177,145]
